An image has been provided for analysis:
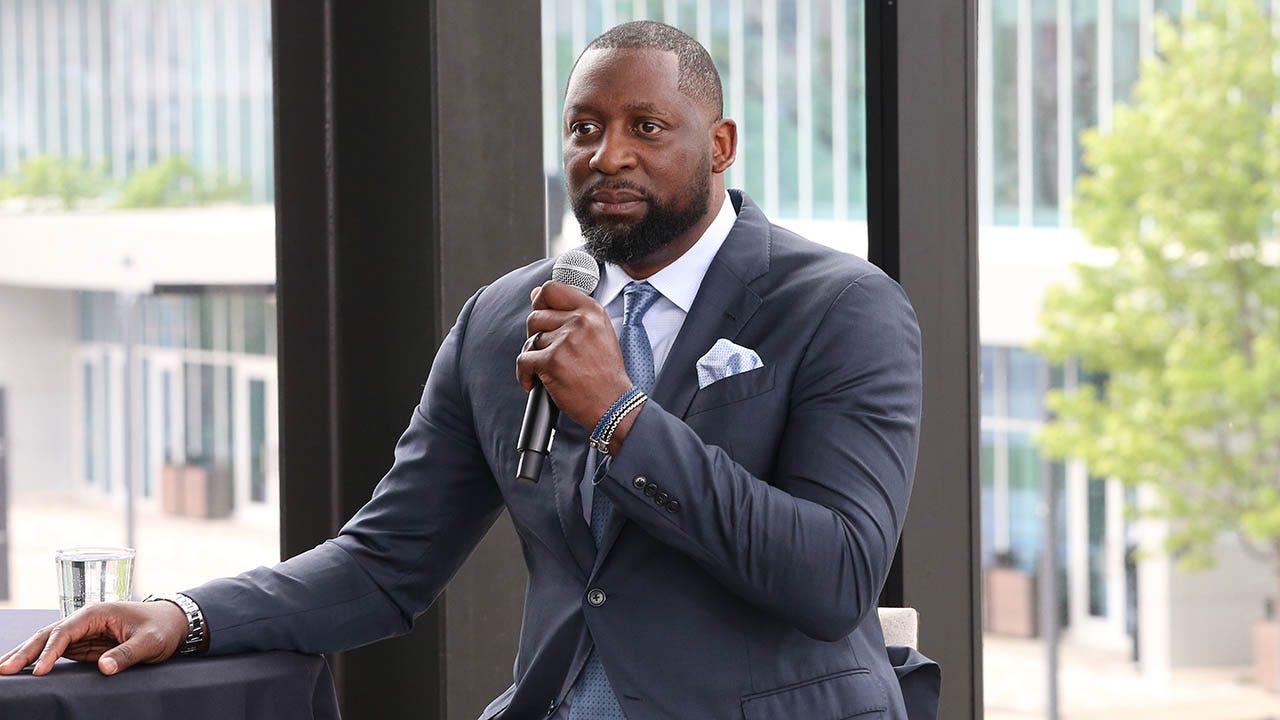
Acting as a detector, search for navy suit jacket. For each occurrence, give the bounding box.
[186,191,924,719]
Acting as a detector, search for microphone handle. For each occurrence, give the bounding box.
[516,376,559,482]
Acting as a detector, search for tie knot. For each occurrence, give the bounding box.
[622,282,661,327]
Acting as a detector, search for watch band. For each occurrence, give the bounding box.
[144,592,207,656]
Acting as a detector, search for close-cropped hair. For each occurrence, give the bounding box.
[578,20,724,120]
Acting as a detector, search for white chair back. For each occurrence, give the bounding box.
[877,607,919,649]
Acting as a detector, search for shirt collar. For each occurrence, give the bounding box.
[593,190,737,312]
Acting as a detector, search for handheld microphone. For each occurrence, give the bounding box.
[517,248,601,482]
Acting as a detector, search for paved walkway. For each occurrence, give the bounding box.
[985,633,1279,719]
[0,494,279,611]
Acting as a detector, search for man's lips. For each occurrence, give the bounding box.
[589,189,647,215]
[591,189,646,204]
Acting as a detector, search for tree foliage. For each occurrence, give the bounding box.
[116,157,247,208]
[0,155,247,210]
[0,156,109,210]
[1035,0,1280,569]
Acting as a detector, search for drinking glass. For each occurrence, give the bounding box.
[55,547,136,618]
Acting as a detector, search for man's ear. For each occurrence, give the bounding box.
[710,118,737,174]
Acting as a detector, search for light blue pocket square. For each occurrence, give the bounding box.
[696,338,764,389]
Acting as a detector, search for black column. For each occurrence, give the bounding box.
[271,1,543,717]
[867,1,983,718]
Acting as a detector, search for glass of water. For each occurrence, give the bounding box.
[55,547,136,618]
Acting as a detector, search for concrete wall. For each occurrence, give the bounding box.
[1168,537,1274,668]
[1139,503,1275,676]
[0,285,77,499]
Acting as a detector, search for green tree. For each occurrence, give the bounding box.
[1035,0,1280,579]
[0,155,109,210]
[116,156,247,208]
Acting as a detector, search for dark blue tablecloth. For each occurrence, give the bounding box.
[0,609,340,720]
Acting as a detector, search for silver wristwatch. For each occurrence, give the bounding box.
[144,592,207,656]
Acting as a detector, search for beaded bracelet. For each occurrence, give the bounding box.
[591,387,640,440]
[589,388,648,454]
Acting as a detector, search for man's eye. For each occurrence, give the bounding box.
[571,122,599,136]
[637,121,661,135]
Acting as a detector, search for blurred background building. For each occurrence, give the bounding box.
[0,0,279,598]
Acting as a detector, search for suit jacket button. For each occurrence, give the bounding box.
[666,499,680,513]
[586,588,607,607]
[632,476,648,490]
[643,483,658,497]
[654,492,669,506]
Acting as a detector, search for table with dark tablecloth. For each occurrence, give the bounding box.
[0,609,340,720]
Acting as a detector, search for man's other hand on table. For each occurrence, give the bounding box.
[0,602,187,676]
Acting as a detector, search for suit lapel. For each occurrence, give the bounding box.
[548,411,596,577]
[591,190,771,572]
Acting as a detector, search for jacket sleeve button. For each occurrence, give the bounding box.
[632,476,648,490]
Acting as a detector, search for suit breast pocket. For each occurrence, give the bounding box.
[740,668,888,720]
[686,365,776,417]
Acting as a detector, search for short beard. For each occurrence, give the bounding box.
[571,171,712,268]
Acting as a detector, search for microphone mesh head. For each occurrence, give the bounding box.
[552,248,601,295]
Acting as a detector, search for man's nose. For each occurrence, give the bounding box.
[588,130,637,174]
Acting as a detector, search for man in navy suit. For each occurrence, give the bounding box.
[2,21,924,719]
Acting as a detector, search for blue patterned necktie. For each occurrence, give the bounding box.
[568,281,660,720]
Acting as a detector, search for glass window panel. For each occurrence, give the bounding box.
[249,379,267,503]
[1007,432,1041,572]
[1072,0,1098,183]
[199,297,214,351]
[83,363,95,485]
[1032,0,1059,226]
[542,0,870,259]
[992,0,1021,225]
[1111,1,1141,104]
[1008,347,1045,420]
[243,295,268,355]
[981,345,996,417]
[1087,476,1108,616]
[0,0,280,609]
